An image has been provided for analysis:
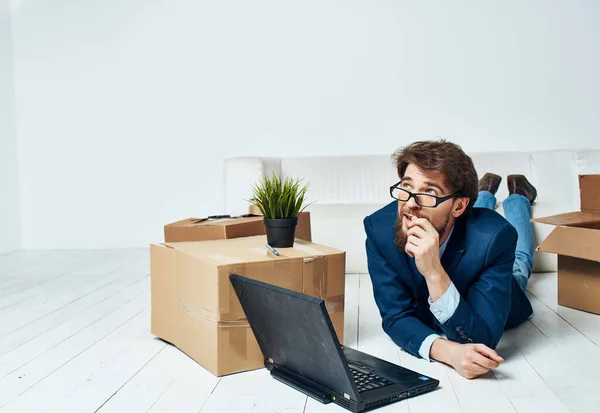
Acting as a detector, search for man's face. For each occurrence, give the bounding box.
[394,164,456,251]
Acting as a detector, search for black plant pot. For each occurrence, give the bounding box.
[264,217,298,248]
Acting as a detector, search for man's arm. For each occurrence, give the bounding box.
[364,216,438,359]
[404,217,512,378]
[430,223,518,348]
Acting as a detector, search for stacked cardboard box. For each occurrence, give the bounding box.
[150,213,346,377]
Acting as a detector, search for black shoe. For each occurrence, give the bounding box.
[478,173,502,195]
[507,175,537,204]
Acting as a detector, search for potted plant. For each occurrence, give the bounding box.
[248,173,312,248]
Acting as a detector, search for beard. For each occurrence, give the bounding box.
[394,210,450,252]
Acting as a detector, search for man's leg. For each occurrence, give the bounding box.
[504,175,538,292]
[474,191,496,210]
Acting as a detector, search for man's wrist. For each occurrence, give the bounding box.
[425,268,451,302]
[423,262,446,280]
[430,338,459,365]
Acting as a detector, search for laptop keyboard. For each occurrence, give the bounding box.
[349,367,394,392]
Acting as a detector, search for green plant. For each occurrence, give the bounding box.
[248,173,313,219]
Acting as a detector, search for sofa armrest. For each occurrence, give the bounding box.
[223,157,282,215]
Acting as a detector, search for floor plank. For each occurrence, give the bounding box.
[0,253,147,338]
[0,261,148,356]
[354,274,410,413]
[1,308,154,412]
[0,252,146,313]
[0,250,91,295]
[50,331,166,413]
[198,368,306,413]
[504,292,600,413]
[0,250,130,295]
[0,282,150,409]
[0,276,150,379]
[144,345,220,413]
[0,250,65,281]
[528,272,600,347]
[342,273,359,348]
[94,344,219,413]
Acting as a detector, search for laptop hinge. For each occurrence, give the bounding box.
[270,366,333,405]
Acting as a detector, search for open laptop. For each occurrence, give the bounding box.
[229,274,439,412]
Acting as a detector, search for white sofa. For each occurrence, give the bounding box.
[224,150,600,274]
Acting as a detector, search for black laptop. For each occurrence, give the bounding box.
[230,274,439,412]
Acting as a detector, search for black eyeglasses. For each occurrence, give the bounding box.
[390,181,460,208]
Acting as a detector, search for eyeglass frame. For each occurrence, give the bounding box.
[389,181,461,208]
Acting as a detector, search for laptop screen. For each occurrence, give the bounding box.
[230,274,359,401]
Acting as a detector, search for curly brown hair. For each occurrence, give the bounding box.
[392,139,478,217]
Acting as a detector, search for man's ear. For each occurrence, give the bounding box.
[452,197,470,218]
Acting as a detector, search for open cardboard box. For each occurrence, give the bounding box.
[150,235,345,377]
[533,175,600,315]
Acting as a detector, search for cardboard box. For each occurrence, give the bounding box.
[150,235,345,377]
[164,212,311,243]
[533,175,600,315]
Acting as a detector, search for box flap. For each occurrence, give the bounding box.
[531,211,600,227]
[166,235,342,262]
[164,238,278,266]
[580,175,600,213]
[164,218,204,228]
[537,226,600,261]
[164,219,226,242]
[274,238,344,258]
[203,216,262,227]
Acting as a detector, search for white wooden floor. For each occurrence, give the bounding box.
[1,249,600,413]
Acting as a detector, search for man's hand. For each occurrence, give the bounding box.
[405,218,443,278]
[431,339,504,379]
[448,342,504,379]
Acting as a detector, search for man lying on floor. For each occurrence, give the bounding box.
[364,140,536,379]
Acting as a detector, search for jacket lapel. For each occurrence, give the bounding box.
[441,218,466,276]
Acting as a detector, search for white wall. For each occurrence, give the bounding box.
[10,0,600,249]
[0,0,20,254]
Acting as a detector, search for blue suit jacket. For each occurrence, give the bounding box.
[363,201,533,358]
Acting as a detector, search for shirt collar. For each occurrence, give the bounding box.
[439,224,455,258]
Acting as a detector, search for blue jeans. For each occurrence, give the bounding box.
[474,191,533,292]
